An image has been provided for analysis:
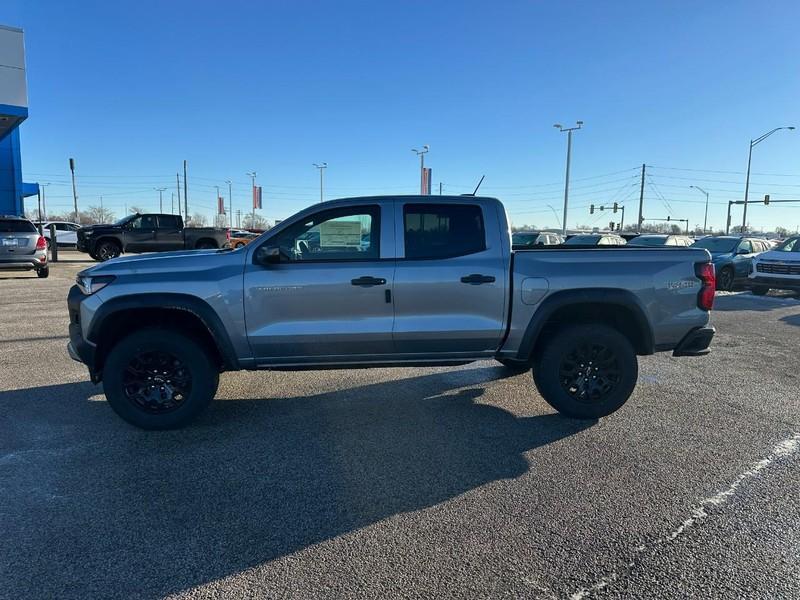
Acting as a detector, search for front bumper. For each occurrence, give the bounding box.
[67,284,100,381]
[747,275,800,291]
[673,326,715,357]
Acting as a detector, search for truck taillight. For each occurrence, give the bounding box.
[696,262,715,311]
[35,235,47,250]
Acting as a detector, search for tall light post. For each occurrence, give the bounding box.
[554,121,583,236]
[247,171,257,226]
[40,182,50,220]
[689,185,710,233]
[412,145,429,195]
[155,187,167,213]
[225,180,233,227]
[546,204,562,230]
[742,126,794,232]
[313,163,327,203]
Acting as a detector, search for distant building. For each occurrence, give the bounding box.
[0,24,37,216]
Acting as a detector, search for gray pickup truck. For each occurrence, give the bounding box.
[67,196,716,429]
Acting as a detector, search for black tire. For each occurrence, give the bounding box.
[36,267,49,278]
[95,240,122,261]
[195,241,216,250]
[751,286,769,296]
[102,328,219,430]
[496,358,530,373]
[533,324,638,419]
[717,266,734,291]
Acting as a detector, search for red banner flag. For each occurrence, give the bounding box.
[217,196,226,215]
[252,186,262,210]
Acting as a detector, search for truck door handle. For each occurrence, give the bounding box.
[460,274,496,285]
[351,276,386,287]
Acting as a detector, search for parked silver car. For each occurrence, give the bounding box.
[0,216,49,277]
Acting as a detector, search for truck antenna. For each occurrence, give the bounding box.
[471,175,485,196]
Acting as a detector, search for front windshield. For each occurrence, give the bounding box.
[775,237,800,252]
[691,237,737,253]
[629,236,666,246]
[113,214,136,226]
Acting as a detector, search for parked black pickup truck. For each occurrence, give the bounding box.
[76,213,230,261]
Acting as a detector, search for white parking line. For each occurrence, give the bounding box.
[569,433,800,600]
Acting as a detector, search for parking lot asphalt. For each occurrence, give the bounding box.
[1,252,799,600]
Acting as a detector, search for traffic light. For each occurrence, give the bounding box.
[590,204,594,214]
[764,194,770,205]
[667,215,671,221]
[599,205,605,211]
[613,202,619,213]
[609,222,615,231]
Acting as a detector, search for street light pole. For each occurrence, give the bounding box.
[247,171,257,226]
[554,121,583,236]
[689,185,710,233]
[225,180,233,227]
[411,145,429,195]
[69,158,79,223]
[155,187,167,213]
[742,126,795,232]
[313,163,327,203]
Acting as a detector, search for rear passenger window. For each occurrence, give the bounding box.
[403,204,486,259]
[158,215,180,229]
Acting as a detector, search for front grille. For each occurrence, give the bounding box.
[756,262,800,275]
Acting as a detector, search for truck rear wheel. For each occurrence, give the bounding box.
[533,324,637,419]
[102,328,219,430]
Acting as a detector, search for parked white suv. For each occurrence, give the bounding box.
[35,221,81,247]
[748,236,800,295]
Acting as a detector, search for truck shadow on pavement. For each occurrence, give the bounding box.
[0,367,592,599]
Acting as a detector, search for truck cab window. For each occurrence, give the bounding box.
[272,206,380,262]
[129,215,156,230]
[158,215,180,229]
[403,203,486,259]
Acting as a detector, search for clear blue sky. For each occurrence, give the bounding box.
[4,0,800,231]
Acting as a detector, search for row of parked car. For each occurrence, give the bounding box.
[511,230,797,292]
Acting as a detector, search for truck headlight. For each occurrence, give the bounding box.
[77,275,115,295]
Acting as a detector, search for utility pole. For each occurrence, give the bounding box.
[100,195,104,221]
[40,183,49,220]
[313,163,327,202]
[225,180,233,227]
[171,192,175,214]
[183,160,188,220]
[637,163,646,233]
[439,182,442,195]
[247,171,257,226]
[236,209,242,228]
[215,185,220,221]
[689,185,710,233]
[175,173,182,218]
[411,146,429,195]
[36,187,42,233]
[69,158,79,223]
[554,122,583,236]
[155,187,166,212]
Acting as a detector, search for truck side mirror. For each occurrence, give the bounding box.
[255,245,281,265]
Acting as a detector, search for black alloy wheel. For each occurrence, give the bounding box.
[717,267,734,291]
[122,350,192,414]
[96,241,121,261]
[557,342,621,403]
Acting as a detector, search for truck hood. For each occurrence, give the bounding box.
[79,248,239,277]
[754,250,800,264]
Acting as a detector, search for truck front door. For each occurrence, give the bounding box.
[124,215,157,252]
[391,201,507,356]
[244,203,396,363]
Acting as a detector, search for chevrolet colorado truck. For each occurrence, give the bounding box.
[76,213,229,261]
[67,196,716,430]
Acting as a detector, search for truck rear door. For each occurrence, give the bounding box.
[243,202,396,362]
[155,215,184,252]
[391,200,507,355]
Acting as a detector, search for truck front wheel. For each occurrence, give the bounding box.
[95,240,121,261]
[102,328,219,430]
[533,324,637,419]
